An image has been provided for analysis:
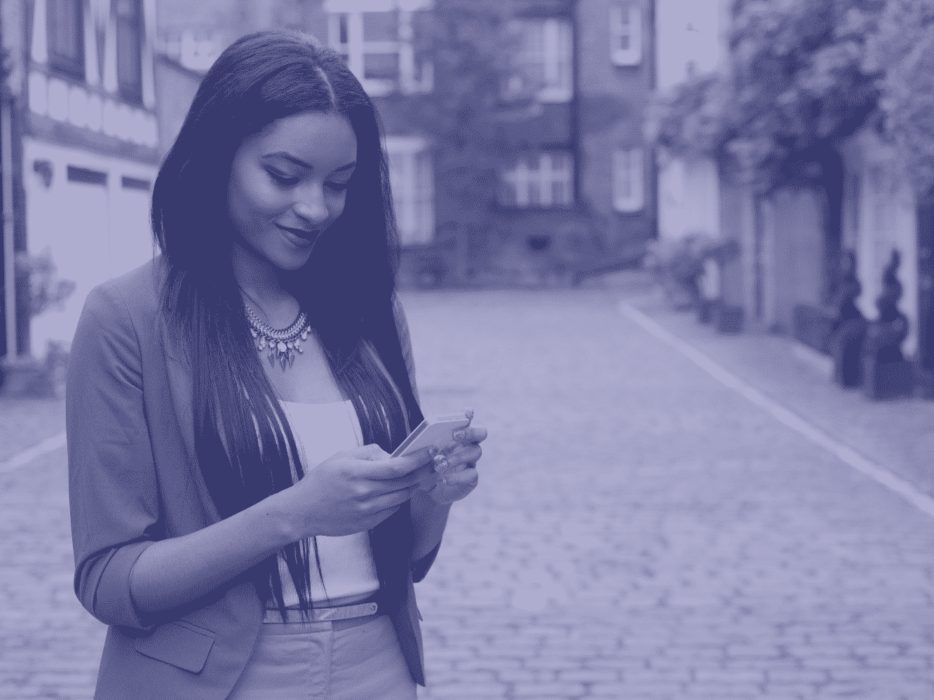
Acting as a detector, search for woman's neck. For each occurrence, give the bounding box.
[231,242,299,327]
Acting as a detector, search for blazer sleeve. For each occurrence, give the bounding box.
[67,282,161,631]
[410,543,441,583]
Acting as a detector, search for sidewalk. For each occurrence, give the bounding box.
[0,398,65,464]
[619,281,934,502]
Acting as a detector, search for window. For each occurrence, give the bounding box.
[502,152,574,208]
[67,165,108,186]
[506,18,573,103]
[386,137,434,245]
[121,176,151,191]
[327,6,431,96]
[115,0,143,104]
[610,5,642,66]
[613,148,644,212]
[47,0,84,79]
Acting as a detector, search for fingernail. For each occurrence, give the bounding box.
[452,429,466,441]
[432,455,449,472]
[428,446,439,457]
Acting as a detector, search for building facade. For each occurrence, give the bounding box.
[654,0,845,340]
[151,0,657,287]
[0,0,659,364]
[653,0,931,384]
[1,0,161,361]
[305,0,658,285]
[482,0,656,284]
[654,0,726,246]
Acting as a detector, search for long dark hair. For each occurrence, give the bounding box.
[151,30,424,614]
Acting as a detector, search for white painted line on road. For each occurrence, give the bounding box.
[619,303,934,520]
[0,431,67,474]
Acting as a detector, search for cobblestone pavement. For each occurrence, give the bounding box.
[405,285,934,700]
[2,283,934,699]
[0,398,64,463]
[0,449,105,700]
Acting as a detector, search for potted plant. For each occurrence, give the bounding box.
[645,234,705,310]
[1,248,75,398]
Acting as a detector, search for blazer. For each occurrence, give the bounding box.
[66,258,439,700]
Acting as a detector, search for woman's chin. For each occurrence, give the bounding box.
[274,249,315,272]
[276,228,321,267]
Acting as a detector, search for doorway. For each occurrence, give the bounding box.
[917,195,934,375]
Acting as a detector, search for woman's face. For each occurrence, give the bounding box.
[227,110,358,272]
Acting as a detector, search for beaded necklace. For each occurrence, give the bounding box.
[244,303,311,370]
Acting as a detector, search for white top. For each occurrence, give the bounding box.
[273,399,381,608]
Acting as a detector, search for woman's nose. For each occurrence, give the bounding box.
[292,185,329,226]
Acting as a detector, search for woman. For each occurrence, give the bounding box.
[67,30,486,699]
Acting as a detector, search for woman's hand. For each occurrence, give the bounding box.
[422,421,488,504]
[129,445,436,617]
[278,444,436,539]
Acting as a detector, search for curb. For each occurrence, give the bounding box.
[620,302,934,521]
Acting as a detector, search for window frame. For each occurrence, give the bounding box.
[613,147,645,213]
[115,0,144,104]
[327,9,431,96]
[385,136,435,246]
[506,17,574,104]
[610,4,643,67]
[47,0,85,80]
[501,151,575,209]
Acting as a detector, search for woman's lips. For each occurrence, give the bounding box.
[276,224,318,246]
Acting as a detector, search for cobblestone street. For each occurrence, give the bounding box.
[3,280,934,699]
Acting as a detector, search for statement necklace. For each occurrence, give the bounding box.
[244,303,311,370]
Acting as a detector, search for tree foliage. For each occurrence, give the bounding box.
[410,0,516,232]
[647,73,728,159]
[650,0,884,192]
[15,250,75,318]
[869,0,934,192]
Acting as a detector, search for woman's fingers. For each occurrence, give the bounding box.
[336,448,436,502]
[436,443,482,471]
[451,424,487,445]
[428,462,479,503]
[344,443,391,461]
[361,483,422,515]
[447,464,478,484]
[360,447,435,480]
[327,437,481,514]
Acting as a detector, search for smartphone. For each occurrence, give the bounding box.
[391,412,472,458]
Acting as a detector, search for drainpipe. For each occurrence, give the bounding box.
[1,95,14,359]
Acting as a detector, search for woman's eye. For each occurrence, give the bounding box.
[327,181,350,193]
[267,169,298,186]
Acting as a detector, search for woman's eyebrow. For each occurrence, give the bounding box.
[262,152,356,173]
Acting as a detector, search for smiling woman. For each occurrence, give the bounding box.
[227,112,357,275]
[65,30,487,700]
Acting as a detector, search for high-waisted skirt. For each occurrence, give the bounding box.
[226,611,417,700]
